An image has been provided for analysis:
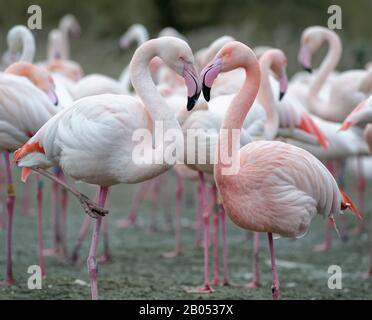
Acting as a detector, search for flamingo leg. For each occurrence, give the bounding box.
[0,160,5,230]
[267,232,280,300]
[161,174,173,231]
[22,179,31,215]
[187,172,213,293]
[354,156,365,235]
[162,172,183,258]
[70,215,91,263]
[220,205,233,285]
[60,171,69,259]
[314,160,334,251]
[35,175,45,277]
[0,152,15,286]
[116,181,150,228]
[195,183,203,247]
[87,186,109,300]
[149,179,160,232]
[246,232,260,288]
[97,216,111,263]
[44,176,60,256]
[211,185,220,286]
[32,167,107,218]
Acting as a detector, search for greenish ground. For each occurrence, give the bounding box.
[0,169,371,300]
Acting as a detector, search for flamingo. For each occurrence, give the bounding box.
[14,37,201,299]
[180,42,328,292]
[201,40,361,299]
[339,95,372,276]
[0,62,59,285]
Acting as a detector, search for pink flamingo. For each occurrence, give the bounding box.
[0,62,59,285]
[14,37,201,299]
[201,41,360,299]
[340,95,372,275]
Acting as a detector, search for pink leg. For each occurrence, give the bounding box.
[220,205,233,285]
[354,156,365,235]
[87,186,109,300]
[187,172,213,293]
[0,160,4,229]
[211,185,220,286]
[70,215,91,263]
[314,160,334,251]
[162,172,183,258]
[60,173,69,259]
[314,219,332,252]
[161,174,173,231]
[22,179,31,215]
[35,175,45,277]
[44,177,60,256]
[246,232,260,288]
[98,216,111,263]
[116,182,151,228]
[195,183,203,247]
[267,232,280,300]
[149,178,160,232]
[0,152,15,286]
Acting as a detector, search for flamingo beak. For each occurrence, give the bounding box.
[183,63,202,111]
[338,120,353,132]
[298,45,312,73]
[47,86,59,106]
[201,58,222,102]
[279,67,288,101]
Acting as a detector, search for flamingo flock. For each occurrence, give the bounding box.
[0,16,370,300]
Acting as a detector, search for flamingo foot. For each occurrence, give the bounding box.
[313,242,331,252]
[271,284,280,300]
[116,217,136,229]
[185,284,214,294]
[213,276,220,286]
[246,280,260,289]
[162,250,182,258]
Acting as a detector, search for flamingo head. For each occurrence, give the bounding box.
[5,62,58,106]
[157,37,201,110]
[262,49,288,101]
[298,26,326,73]
[201,41,257,102]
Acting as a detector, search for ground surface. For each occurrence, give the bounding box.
[0,170,371,300]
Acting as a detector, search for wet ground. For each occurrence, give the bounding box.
[0,170,371,300]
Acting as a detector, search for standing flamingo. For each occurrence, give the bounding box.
[0,62,59,285]
[201,41,361,299]
[14,37,201,299]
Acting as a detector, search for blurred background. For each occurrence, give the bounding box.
[0,0,371,77]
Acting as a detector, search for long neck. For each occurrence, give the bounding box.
[20,31,36,62]
[130,41,178,123]
[258,54,279,140]
[59,22,71,59]
[217,60,261,170]
[308,30,342,117]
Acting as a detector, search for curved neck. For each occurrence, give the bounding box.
[130,41,176,122]
[20,31,36,62]
[258,53,279,140]
[218,59,261,165]
[308,30,342,116]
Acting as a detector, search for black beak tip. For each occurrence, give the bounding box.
[187,95,197,111]
[202,85,211,102]
[301,65,312,73]
[279,91,285,101]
